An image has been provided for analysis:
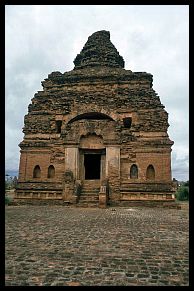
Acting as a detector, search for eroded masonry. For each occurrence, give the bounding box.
[15,30,176,207]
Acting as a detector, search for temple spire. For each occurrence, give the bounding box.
[73,30,125,69]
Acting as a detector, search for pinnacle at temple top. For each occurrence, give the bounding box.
[73,30,125,70]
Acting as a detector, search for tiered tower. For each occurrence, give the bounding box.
[16,30,175,207]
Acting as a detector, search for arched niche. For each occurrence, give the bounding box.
[48,165,55,178]
[146,165,155,180]
[33,165,41,178]
[130,164,138,179]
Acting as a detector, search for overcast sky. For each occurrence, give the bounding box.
[5,5,189,181]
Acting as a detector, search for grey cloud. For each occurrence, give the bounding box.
[171,152,189,181]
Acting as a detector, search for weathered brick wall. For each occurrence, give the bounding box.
[18,150,65,182]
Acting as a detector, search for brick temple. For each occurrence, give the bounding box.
[15,30,176,207]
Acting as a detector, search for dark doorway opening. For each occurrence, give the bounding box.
[84,154,101,179]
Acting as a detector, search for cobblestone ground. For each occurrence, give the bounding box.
[5,205,189,286]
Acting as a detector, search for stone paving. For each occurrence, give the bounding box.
[5,205,189,286]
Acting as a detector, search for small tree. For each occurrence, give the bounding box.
[176,185,189,201]
[5,180,10,190]
[5,175,18,190]
[184,180,189,187]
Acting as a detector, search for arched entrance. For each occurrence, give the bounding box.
[79,134,106,181]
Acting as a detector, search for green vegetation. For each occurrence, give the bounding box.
[176,181,189,201]
[5,195,13,205]
[5,175,17,205]
[5,175,17,190]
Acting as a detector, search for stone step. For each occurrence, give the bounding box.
[81,188,99,191]
[79,199,99,203]
[77,198,99,202]
[78,190,99,204]
[81,190,99,194]
[81,189,99,192]
[83,183,100,187]
[82,186,100,190]
[78,182,99,204]
[80,192,99,196]
[82,181,101,187]
[79,196,99,201]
